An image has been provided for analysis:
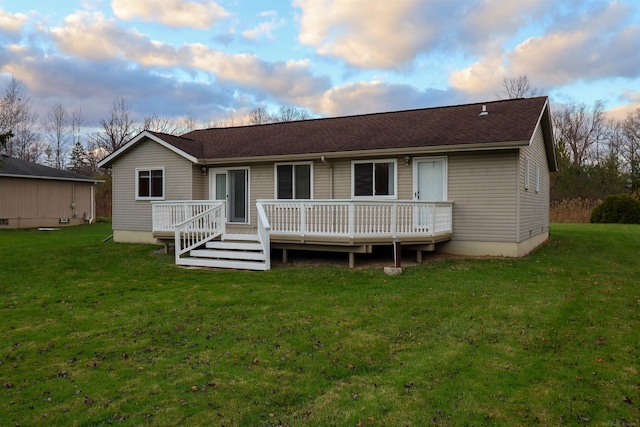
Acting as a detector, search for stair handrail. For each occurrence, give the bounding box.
[256,202,271,271]
[174,202,226,264]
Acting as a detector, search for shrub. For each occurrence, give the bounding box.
[590,194,640,224]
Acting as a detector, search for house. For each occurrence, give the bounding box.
[0,155,101,229]
[98,97,556,270]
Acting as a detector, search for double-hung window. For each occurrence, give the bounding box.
[136,168,164,200]
[352,159,397,198]
[276,163,312,199]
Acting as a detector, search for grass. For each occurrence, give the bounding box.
[1,224,639,426]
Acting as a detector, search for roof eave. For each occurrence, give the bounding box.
[530,99,558,172]
[198,140,530,165]
[98,131,198,168]
[0,173,103,183]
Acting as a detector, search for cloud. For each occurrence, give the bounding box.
[189,45,331,104]
[0,44,237,125]
[111,0,229,29]
[315,80,463,116]
[0,8,29,39]
[294,0,441,69]
[242,17,283,42]
[46,11,330,107]
[448,1,640,98]
[608,90,640,121]
[294,0,555,70]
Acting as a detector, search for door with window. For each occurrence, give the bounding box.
[209,168,249,223]
[414,157,447,229]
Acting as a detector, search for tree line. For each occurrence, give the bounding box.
[500,76,640,201]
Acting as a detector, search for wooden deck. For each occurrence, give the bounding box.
[151,200,453,270]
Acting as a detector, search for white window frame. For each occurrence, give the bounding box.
[135,167,165,200]
[524,158,530,191]
[351,158,398,199]
[274,162,314,200]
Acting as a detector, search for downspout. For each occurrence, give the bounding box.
[90,183,95,224]
[321,156,333,199]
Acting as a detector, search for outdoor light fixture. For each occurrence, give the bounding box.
[201,166,207,176]
[404,155,411,166]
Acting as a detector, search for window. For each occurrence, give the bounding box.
[276,163,312,199]
[0,219,8,226]
[352,159,396,198]
[136,168,164,200]
[524,158,530,190]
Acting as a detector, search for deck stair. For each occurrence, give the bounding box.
[186,233,268,271]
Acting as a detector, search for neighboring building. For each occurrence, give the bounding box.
[0,155,101,229]
[98,97,556,270]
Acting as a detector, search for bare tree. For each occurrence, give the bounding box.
[248,107,272,125]
[95,97,136,154]
[620,108,640,191]
[143,113,179,134]
[0,77,43,162]
[44,102,70,169]
[551,100,612,167]
[500,75,542,99]
[176,115,199,134]
[274,105,310,122]
[71,107,86,148]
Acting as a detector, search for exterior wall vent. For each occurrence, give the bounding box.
[59,218,69,224]
[479,105,488,116]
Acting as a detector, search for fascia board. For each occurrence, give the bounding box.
[98,131,198,167]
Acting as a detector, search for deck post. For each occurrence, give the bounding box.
[348,252,355,268]
[394,238,402,268]
[282,248,288,264]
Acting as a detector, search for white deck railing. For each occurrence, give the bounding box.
[174,203,226,264]
[257,200,453,238]
[256,202,272,270]
[152,200,221,233]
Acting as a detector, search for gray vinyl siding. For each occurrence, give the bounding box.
[112,138,193,232]
[518,124,550,241]
[192,165,207,200]
[249,163,273,224]
[448,151,519,242]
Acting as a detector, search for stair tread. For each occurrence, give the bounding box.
[190,249,266,261]
[177,257,268,271]
[222,233,259,242]
[205,241,263,250]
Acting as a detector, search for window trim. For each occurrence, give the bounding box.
[274,161,314,200]
[524,158,530,191]
[535,163,540,193]
[351,158,398,199]
[135,167,165,201]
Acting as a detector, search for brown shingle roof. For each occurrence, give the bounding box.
[178,96,549,160]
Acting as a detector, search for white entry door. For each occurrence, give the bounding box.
[209,168,249,223]
[413,157,447,230]
[415,157,447,201]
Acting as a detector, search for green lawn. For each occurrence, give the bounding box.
[1,224,638,426]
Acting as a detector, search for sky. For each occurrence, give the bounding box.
[1,0,639,130]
